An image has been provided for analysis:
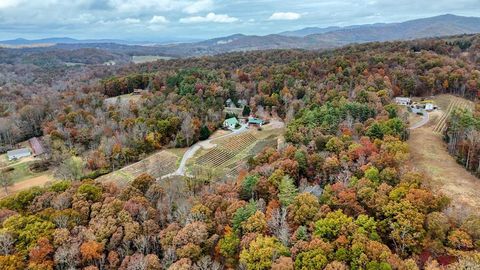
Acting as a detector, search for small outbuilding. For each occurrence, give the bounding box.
[223,117,239,130]
[7,148,31,161]
[395,97,411,106]
[425,103,435,111]
[248,117,264,127]
[133,89,148,95]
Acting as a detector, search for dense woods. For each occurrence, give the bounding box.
[0,34,479,269]
[445,106,480,175]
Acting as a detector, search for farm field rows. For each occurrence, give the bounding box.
[96,149,182,186]
[189,124,283,180]
[432,96,473,134]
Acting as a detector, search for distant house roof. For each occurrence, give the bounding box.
[29,137,45,156]
[7,148,31,160]
[248,117,264,125]
[238,99,248,106]
[224,117,239,126]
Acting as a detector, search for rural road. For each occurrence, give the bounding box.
[161,123,249,179]
[409,110,429,129]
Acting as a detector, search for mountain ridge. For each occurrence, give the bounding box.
[1,14,479,57]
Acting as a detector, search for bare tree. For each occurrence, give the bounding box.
[193,256,222,270]
[268,207,290,246]
[181,113,194,146]
[0,169,13,195]
[0,233,14,255]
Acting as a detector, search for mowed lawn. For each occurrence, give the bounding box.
[0,157,55,197]
[1,153,46,183]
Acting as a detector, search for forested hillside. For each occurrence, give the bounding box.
[0,34,479,269]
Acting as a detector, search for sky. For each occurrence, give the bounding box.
[0,0,479,42]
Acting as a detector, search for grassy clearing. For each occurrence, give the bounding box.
[131,55,174,64]
[2,161,49,183]
[0,173,55,198]
[104,93,142,107]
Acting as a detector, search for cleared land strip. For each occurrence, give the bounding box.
[409,127,480,217]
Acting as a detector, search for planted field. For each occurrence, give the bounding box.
[220,133,257,152]
[197,148,236,167]
[196,133,256,167]
[432,96,473,134]
[97,149,179,185]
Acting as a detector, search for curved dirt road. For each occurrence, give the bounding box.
[409,110,429,129]
[0,174,54,198]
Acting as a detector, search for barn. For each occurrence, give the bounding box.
[29,137,45,157]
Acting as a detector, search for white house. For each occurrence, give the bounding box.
[7,148,31,161]
[223,117,239,130]
[395,97,411,106]
[425,103,434,111]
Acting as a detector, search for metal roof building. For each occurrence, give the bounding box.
[7,148,31,161]
[29,137,45,156]
[223,117,239,130]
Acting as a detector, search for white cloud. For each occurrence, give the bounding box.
[268,12,301,21]
[0,0,22,9]
[149,15,169,24]
[183,0,213,14]
[108,0,180,13]
[180,12,238,23]
[123,18,141,24]
[99,17,142,26]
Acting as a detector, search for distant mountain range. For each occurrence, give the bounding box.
[0,37,200,47]
[164,14,480,56]
[1,14,479,57]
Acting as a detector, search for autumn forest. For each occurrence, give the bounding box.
[0,34,479,270]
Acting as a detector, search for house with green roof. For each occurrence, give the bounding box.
[223,117,239,130]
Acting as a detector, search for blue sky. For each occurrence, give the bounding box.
[0,0,479,42]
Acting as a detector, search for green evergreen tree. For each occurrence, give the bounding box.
[278,176,298,207]
[199,126,211,140]
[242,105,251,117]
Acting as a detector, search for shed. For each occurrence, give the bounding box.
[223,117,239,130]
[29,137,45,156]
[7,148,31,161]
[133,89,148,95]
[425,103,435,111]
